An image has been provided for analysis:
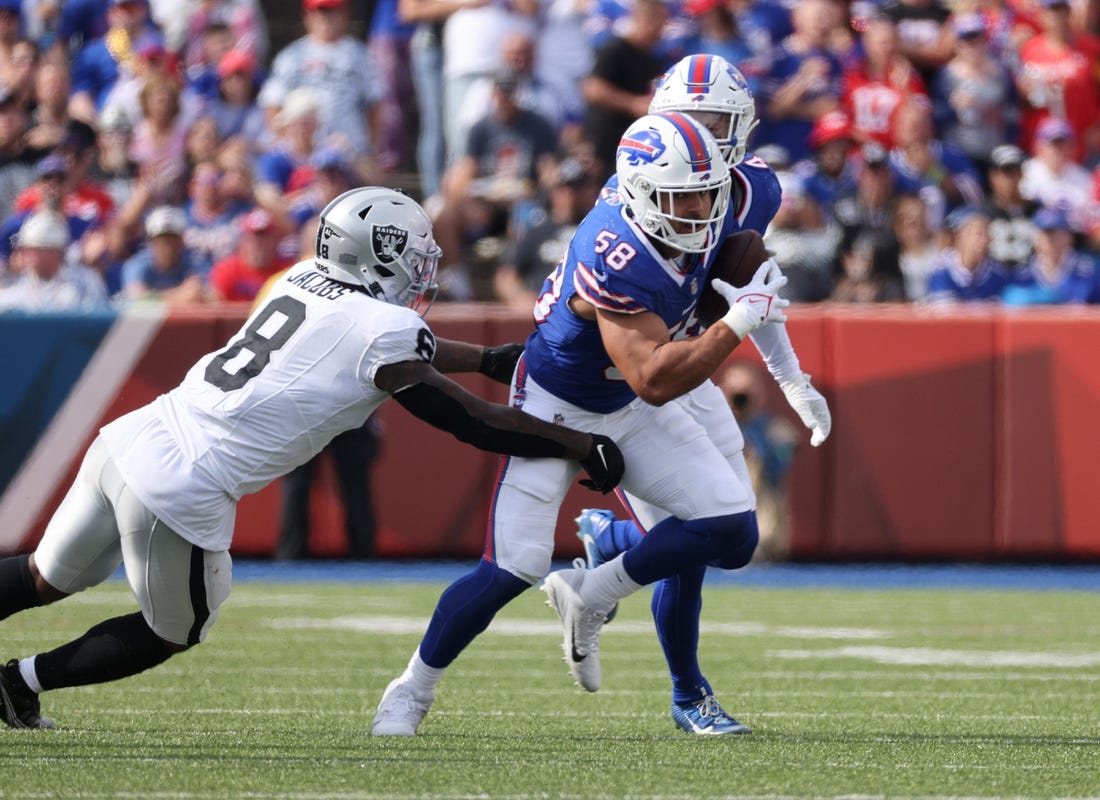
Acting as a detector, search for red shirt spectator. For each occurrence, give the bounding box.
[842,16,927,148]
[1016,0,1100,160]
[208,208,289,301]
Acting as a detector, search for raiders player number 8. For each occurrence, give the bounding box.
[204,295,307,391]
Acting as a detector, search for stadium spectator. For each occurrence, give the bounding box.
[440,0,535,165]
[253,87,321,219]
[99,30,183,133]
[679,0,756,88]
[799,110,858,220]
[258,0,384,183]
[758,0,844,164]
[931,12,1018,174]
[833,142,897,270]
[26,59,72,154]
[493,156,599,311]
[183,115,224,174]
[891,191,940,301]
[397,0,481,201]
[879,0,953,86]
[1003,206,1100,304]
[887,97,983,230]
[764,168,838,302]
[118,205,206,303]
[841,14,927,148]
[367,0,415,172]
[182,17,236,102]
[197,48,265,143]
[181,159,250,277]
[285,147,357,235]
[130,74,189,207]
[207,208,287,302]
[0,209,110,312]
[533,0,594,141]
[68,0,161,123]
[984,144,1038,273]
[0,88,46,222]
[433,67,558,301]
[830,228,905,302]
[0,132,115,269]
[455,31,566,154]
[3,37,40,112]
[925,205,1012,303]
[1019,117,1093,228]
[581,0,669,172]
[182,0,269,76]
[1016,0,1100,161]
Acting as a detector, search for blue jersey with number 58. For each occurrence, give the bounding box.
[524,193,717,413]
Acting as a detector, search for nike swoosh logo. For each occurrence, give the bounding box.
[595,443,606,468]
[570,621,587,663]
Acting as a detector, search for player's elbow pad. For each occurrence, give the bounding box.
[393,381,568,459]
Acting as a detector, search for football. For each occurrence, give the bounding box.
[694,230,770,328]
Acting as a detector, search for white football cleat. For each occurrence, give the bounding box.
[542,560,609,692]
[370,675,433,736]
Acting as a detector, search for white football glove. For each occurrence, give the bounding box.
[712,259,790,340]
[779,372,831,447]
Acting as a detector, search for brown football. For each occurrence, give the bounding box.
[694,230,769,328]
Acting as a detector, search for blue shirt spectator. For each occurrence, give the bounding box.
[1002,208,1100,305]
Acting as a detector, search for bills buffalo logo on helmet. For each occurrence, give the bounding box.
[619,128,667,166]
[372,224,408,264]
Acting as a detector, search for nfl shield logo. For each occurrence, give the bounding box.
[372,224,408,264]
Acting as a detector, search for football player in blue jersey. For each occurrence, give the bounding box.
[372,109,790,737]
[570,53,833,735]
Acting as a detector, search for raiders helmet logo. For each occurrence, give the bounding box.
[372,224,408,264]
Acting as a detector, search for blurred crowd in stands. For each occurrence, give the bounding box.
[0,0,1098,314]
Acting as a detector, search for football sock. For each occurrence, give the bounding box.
[622,511,758,585]
[33,612,174,690]
[403,649,445,697]
[418,559,529,669]
[595,519,644,562]
[0,554,44,620]
[651,567,710,705]
[578,554,642,610]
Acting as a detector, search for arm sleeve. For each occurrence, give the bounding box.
[748,321,803,385]
[392,381,571,459]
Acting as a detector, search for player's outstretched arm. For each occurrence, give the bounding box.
[432,339,524,385]
[376,360,624,492]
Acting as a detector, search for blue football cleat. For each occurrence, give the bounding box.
[671,695,752,736]
[574,509,617,622]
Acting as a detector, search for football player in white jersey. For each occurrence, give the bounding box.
[0,187,625,730]
[570,55,832,735]
[371,112,789,738]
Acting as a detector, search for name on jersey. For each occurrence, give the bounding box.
[287,270,356,300]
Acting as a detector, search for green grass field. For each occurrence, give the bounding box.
[1,571,1098,799]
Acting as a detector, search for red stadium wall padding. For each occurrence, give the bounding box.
[823,307,999,559]
[996,309,1100,558]
[10,304,1100,561]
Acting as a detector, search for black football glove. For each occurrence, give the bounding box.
[578,434,625,494]
[479,343,524,385]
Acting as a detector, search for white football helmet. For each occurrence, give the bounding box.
[314,187,441,314]
[615,112,732,254]
[650,54,758,167]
